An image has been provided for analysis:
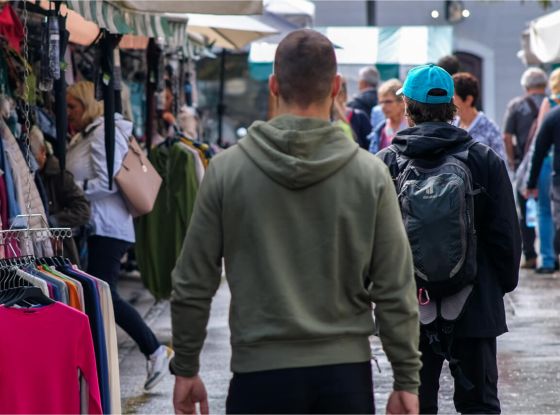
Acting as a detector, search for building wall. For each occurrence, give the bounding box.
[312,0,560,125]
[313,1,368,26]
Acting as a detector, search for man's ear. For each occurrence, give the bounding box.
[269,74,280,97]
[466,95,475,107]
[331,74,342,98]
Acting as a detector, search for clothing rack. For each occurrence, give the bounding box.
[0,214,71,256]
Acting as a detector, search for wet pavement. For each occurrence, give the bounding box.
[117,269,560,414]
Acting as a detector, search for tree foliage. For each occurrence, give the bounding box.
[535,0,553,9]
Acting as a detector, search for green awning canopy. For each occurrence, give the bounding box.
[66,0,173,39]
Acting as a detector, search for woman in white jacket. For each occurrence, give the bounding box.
[66,81,172,391]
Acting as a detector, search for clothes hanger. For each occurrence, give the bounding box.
[3,286,54,307]
[0,269,25,304]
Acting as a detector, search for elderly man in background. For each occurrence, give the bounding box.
[503,67,548,270]
[348,66,380,116]
[30,127,90,265]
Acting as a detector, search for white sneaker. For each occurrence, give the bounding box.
[144,345,174,391]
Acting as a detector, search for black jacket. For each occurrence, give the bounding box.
[347,108,372,150]
[377,122,521,338]
[347,88,378,116]
[40,155,91,265]
[527,105,560,189]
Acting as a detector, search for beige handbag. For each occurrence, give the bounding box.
[115,137,162,218]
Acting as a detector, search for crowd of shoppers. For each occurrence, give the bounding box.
[17,25,560,414]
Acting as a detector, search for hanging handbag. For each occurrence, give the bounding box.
[115,137,162,218]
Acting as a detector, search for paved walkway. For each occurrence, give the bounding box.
[117,269,560,414]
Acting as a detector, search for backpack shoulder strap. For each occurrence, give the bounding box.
[524,95,540,117]
[449,139,478,164]
[388,145,410,171]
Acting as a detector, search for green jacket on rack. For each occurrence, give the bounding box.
[135,141,199,300]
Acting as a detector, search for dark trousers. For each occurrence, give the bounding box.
[88,235,160,357]
[226,362,375,414]
[517,191,537,260]
[419,334,500,414]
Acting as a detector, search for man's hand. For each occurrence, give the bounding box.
[173,375,209,415]
[524,187,539,199]
[386,390,419,415]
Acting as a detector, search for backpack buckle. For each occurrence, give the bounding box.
[418,288,430,305]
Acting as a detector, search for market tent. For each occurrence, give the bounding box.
[181,14,278,50]
[250,26,453,66]
[169,13,277,143]
[263,0,314,27]
[249,26,453,80]
[118,1,263,15]
[67,0,264,38]
[528,9,560,63]
[66,0,174,39]
[517,29,542,66]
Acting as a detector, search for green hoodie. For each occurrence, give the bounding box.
[170,115,421,393]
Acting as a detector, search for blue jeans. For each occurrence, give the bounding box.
[537,156,556,268]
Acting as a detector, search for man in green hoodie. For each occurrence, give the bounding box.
[170,29,421,414]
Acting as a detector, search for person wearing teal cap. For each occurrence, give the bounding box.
[396,63,455,105]
[378,64,521,414]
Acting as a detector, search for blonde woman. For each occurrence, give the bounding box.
[537,68,560,125]
[66,81,173,391]
[368,79,407,153]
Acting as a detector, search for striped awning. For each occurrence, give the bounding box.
[66,0,172,39]
[250,26,453,65]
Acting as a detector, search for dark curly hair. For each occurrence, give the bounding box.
[405,89,457,124]
[453,72,479,107]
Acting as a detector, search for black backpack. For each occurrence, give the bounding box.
[390,141,481,390]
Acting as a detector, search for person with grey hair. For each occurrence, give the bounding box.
[503,67,548,270]
[347,66,380,115]
[29,126,91,266]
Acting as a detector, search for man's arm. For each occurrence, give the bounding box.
[368,167,421,394]
[173,376,208,415]
[170,162,223,412]
[502,132,515,170]
[527,114,555,191]
[502,101,517,170]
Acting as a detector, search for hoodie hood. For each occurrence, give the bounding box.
[238,114,359,189]
[392,122,472,158]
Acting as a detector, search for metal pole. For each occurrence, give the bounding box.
[217,48,226,146]
[53,3,67,174]
[100,30,116,190]
[146,39,160,154]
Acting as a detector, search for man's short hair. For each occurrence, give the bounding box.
[521,67,547,90]
[453,72,479,107]
[437,55,460,76]
[274,29,336,108]
[358,66,379,88]
[405,94,457,125]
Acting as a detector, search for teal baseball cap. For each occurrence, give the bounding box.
[397,64,454,104]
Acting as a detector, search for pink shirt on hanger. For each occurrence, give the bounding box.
[0,302,102,414]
